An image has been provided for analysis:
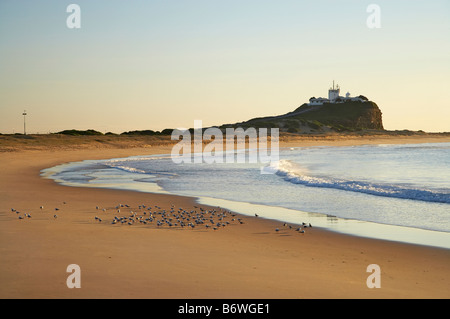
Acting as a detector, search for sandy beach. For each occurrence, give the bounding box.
[0,134,449,299]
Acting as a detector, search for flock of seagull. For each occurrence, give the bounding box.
[11,205,60,220]
[275,222,312,234]
[11,203,312,234]
[93,204,244,231]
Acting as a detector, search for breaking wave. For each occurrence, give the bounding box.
[104,159,178,178]
[274,160,450,204]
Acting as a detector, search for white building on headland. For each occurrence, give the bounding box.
[308,81,365,106]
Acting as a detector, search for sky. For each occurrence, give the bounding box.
[0,0,449,134]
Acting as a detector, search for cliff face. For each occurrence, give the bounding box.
[223,100,384,133]
[355,102,384,130]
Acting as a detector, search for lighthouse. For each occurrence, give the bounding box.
[307,82,366,106]
[328,81,340,102]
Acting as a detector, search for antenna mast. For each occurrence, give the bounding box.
[22,110,27,135]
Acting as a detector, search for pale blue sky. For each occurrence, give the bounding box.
[1,0,449,133]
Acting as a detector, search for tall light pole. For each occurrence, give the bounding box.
[22,110,27,135]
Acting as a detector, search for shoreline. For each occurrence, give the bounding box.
[1,135,449,298]
[196,197,450,250]
[42,140,450,249]
[41,147,450,250]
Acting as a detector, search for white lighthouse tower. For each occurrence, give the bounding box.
[328,81,340,102]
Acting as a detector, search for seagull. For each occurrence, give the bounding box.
[40,206,44,210]
[255,213,259,217]
[54,214,58,219]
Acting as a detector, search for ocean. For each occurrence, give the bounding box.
[42,142,450,249]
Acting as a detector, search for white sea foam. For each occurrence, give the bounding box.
[42,143,450,238]
[274,159,450,204]
[107,164,147,174]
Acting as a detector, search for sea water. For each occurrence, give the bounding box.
[41,142,450,249]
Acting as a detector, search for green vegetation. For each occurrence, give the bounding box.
[56,129,103,136]
[358,95,369,101]
[121,129,173,136]
[295,101,383,130]
[160,128,174,135]
[121,130,158,136]
[50,129,177,137]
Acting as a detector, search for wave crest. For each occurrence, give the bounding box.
[104,159,178,177]
[274,160,450,204]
